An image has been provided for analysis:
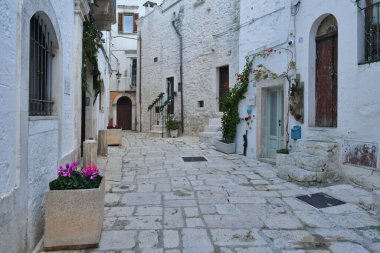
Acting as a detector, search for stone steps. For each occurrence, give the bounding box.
[276,152,328,172]
[276,140,339,186]
[199,117,222,145]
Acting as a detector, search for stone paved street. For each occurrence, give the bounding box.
[43,132,380,253]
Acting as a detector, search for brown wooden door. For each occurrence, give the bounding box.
[219,66,229,112]
[316,34,337,127]
[117,97,132,130]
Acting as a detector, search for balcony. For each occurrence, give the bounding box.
[89,0,116,31]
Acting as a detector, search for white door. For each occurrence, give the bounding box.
[266,88,284,159]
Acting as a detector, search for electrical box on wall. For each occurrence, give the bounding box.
[247,95,256,106]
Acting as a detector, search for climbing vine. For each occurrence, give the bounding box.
[82,21,102,103]
[221,57,253,143]
[221,47,297,149]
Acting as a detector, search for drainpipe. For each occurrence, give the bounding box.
[172,20,184,133]
[139,34,142,132]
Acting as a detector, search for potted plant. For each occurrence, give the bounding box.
[44,162,105,250]
[276,148,290,166]
[107,121,122,146]
[166,115,180,138]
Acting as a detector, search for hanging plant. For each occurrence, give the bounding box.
[82,21,102,103]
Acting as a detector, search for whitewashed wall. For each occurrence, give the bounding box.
[0,0,90,251]
[237,0,293,157]
[138,0,240,134]
[294,0,380,189]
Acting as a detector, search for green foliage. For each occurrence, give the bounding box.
[166,114,180,130]
[221,58,253,143]
[49,171,102,190]
[148,93,165,111]
[82,21,102,103]
[276,148,289,154]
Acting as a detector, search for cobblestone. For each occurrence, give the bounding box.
[43,132,380,253]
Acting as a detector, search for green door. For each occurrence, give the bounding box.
[266,88,284,159]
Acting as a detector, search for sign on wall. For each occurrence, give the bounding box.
[343,140,378,169]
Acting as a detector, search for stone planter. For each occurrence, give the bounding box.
[107,128,122,146]
[215,140,236,154]
[44,179,105,250]
[170,129,178,138]
[276,153,289,166]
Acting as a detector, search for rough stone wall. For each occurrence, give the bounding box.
[138,0,240,134]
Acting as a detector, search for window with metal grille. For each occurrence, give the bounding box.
[29,14,54,116]
[365,0,380,63]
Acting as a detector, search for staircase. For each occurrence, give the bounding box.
[148,93,176,138]
[276,140,341,186]
[199,117,223,145]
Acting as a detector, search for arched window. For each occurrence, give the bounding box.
[29,14,55,116]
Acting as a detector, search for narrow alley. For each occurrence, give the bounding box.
[40,132,379,253]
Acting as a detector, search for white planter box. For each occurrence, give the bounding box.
[170,129,178,138]
[215,140,236,154]
[44,179,105,250]
[107,129,122,146]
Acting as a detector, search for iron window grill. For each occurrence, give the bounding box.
[131,58,137,86]
[365,2,380,63]
[29,14,54,116]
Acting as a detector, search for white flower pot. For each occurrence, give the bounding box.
[44,179,105,250]
[170,129,178,138]
[215,140,236,154]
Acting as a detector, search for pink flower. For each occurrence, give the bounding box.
[81,164,99,180]
[57,161,79,177]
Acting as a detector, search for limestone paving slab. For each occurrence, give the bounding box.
[67,132,380,253]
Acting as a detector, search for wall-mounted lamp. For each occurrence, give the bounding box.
[116,72,122,79]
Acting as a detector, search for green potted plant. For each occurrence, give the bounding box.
[216,58,253,154]
[166,114,180,138]
[44,162,105,250]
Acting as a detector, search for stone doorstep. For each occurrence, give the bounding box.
[277,152,329,173]
[294,140,339,157]
[277,164,326,184]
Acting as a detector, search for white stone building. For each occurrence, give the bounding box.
[238,0,380,189]
[137,0,240,134]
[108,0,148,131]
[0,0,114,251]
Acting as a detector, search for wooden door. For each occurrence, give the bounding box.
[266,88,284,159]
[316,34,338,127]
[117,97,132,130]
[219,66,229,112]
[167,77,174,115]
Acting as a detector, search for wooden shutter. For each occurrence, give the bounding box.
[118,13,123,33]
[133,13,139,33]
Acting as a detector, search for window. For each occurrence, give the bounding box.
[131,58,137,86]
[118,13,139,33]
[365,0,380,62]
[29,14,54,116]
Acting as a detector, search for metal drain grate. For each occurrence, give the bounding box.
[182,156,208,162]
[296,192,345,209]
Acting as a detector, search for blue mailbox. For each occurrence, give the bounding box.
[291,125,301,141]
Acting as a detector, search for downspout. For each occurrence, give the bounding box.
[172,20,184,133]
[139,34,142,132]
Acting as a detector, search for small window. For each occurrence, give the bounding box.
[118,12,139,33]
[123,15,133,33]
[198,101,204,108]
[154,57,158,62]
[29,14,55,116]
[131,58,137,86]
[365,0,380,62]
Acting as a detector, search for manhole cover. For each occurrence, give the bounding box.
[182,156,208,162]
[296,192,345,209]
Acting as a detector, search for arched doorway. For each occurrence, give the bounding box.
[117,96,132,130]
[315,15,338,127]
